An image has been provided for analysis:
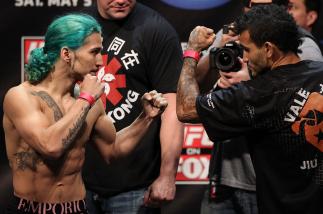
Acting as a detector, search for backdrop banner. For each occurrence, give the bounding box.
[1,1,323,213]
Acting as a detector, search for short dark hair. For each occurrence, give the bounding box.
[236,4,300,54]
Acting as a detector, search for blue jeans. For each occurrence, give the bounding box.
[86,188,160,214]
[200,187,258,214]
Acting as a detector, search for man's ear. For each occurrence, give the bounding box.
[61,47,72,63]
[264,42,274,58]
[306,11,318,28]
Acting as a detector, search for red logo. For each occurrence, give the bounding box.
[97,54,126,107]
[176,154,210,183]
[292,92,323,152]
[21,37,44,82]
[184,124,213,148]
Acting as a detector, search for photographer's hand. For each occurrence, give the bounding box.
[217,58,250,89]
[187,26,215,52]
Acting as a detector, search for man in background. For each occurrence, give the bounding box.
[288,0,320,33]
[288,0,323,61]
[82,0,184,213]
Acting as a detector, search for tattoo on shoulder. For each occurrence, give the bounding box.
[30,91,89,152]
[14,150,43,171]
[30,91,63,121]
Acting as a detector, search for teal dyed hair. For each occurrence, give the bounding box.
[25,13,102,83]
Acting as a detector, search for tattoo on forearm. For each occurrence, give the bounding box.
[14,150,42,171]
[30,91,63,121]
[61,105,90,149]
[31,90,89,151]
[177,58,200,115]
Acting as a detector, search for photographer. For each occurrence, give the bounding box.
[200,24,257,214]
[177,4,323,214]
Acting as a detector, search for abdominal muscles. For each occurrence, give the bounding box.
[12,147,86,203]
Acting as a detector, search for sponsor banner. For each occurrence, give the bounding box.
[183,124,213,148]
[176,154,210,184]
[21,37,44,82]
[177,124,213,184]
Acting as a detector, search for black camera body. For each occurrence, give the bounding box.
[210,41,243,72]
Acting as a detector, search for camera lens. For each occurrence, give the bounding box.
[209,41,243,72]
[218,52,233,66]
[215,49,235,71]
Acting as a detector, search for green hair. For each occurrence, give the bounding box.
[25,13,102,83]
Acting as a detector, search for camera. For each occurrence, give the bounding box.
[210,41,243,72]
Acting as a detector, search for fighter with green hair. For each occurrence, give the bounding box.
[3,13,167,214]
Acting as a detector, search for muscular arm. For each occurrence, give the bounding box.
[177,26,216,124]
[159,93,183,179]
[3,87,91,160]
[144,93,184,203]
[176,58,201,123]
[93,91,167,164]
[92,110,153,164]
[143,93,183,206]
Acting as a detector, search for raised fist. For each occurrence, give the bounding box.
[79,74,105,100]
[187,26,216,52]
[141,90,168,118]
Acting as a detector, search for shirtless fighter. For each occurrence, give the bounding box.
[3,13,167,214]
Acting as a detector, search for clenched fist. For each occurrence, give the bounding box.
[79,74,105,100]
[141,90,168,118]
[187,26,216,52]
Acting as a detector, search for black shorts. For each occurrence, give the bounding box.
[6,195,88,214]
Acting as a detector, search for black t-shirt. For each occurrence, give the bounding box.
[82,3,183,196]
[196,60,323,214]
